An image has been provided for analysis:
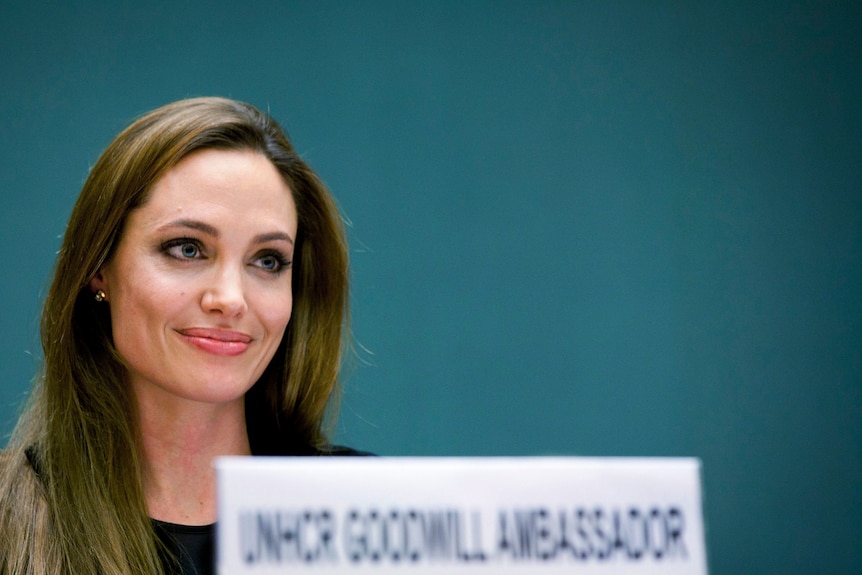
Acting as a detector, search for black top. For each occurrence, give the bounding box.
[154,520,215,575]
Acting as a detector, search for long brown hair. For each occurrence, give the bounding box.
[0,97,349,574]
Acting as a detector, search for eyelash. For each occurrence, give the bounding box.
[160,238,292,274]
[162,238,204,260]
[255,250,292,274]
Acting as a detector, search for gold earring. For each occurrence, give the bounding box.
[95,290,107,302]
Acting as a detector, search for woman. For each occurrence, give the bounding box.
[0,97,362,575]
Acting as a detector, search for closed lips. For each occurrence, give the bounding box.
[178,327,252,342]
[177,328,252,356]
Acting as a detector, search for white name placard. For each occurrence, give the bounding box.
[216,457,708,574]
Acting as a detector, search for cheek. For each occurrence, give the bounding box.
[109,278,185,343]
[250,284,293,343]
[264,293,294,335]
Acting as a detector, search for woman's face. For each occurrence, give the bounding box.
[92,148,297,409]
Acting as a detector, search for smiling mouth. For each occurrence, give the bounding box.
[177,328,252,356]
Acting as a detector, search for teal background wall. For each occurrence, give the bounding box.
[1,2,859,573]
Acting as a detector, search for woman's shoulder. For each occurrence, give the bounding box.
[0,445,43,499]
[0,444,46,522]
[0,445,55,574]
[0,445,32,476]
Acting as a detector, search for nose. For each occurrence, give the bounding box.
[201,263,248,317]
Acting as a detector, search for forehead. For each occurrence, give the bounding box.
[131,148,297,233]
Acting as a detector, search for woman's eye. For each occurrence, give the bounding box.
[180,243,199,258]
[163,239,204,260]
[255,252,291,273]
[260,255,279,270]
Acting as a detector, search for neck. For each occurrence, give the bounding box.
[136,393,251,526]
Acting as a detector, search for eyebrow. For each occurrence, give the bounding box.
[162,218,218,236]
[160,218,294,245]
[254,231,295,245]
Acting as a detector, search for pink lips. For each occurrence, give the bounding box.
[177,327,252,356]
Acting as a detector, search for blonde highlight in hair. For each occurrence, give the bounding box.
[0,97,349,574]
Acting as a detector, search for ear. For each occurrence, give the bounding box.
[89,270,108,295]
